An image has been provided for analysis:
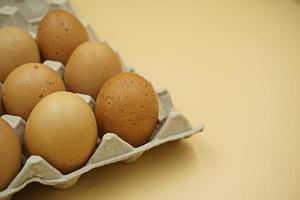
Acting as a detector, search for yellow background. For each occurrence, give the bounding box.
[15,0,300,199]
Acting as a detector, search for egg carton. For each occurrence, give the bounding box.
[0,61,203,200]
[0,1,204,199]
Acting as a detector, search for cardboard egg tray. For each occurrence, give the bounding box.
[0,1,204,199]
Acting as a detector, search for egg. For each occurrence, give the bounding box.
[95,72,159,147]
[64,42,122,99]
[36,10,89,64]
[25,91,98,174]
[0,118,21,190]
[0,26,40,82]
[2,63,65,120]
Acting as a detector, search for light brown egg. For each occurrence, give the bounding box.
[0,118,21,191]
[0,26,40,82]
[36,10,89,64]
[25,91,98,174]
[95,72,159,147]
[2,63,65,120]
[65,42,122,99]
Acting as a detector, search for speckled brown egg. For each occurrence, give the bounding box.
[64,41,122,99]
[95,72,159,147]
[36,10,89,64]
[0,118,21,191]
[2,63,65,120]
[0,26,40,82]
[25,91,98,174]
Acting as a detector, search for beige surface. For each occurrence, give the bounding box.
[14,0,300,199]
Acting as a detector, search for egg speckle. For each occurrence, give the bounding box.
[36,10,89,64]
[95,72,159,147]
[0,118,21,190]
[2,63,65,120]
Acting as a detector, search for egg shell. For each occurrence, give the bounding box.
[95,72,159,147]
[0,26,40,82]
[0,118,21,191]
[25,91,98,174]
[64,41,122,99]
[2,63,66,120]
[36,10,89,65]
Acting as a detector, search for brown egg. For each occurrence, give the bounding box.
[0,118,21,191]
[2,63,65,120]
[0,26,40,82]
[95,72,159,147]
[36,10,89,64]
[65,42,122,99]
[25,91,98,174]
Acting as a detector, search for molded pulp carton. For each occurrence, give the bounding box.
[0,1,204,199]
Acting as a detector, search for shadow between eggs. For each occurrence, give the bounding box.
[13,138,211,200]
